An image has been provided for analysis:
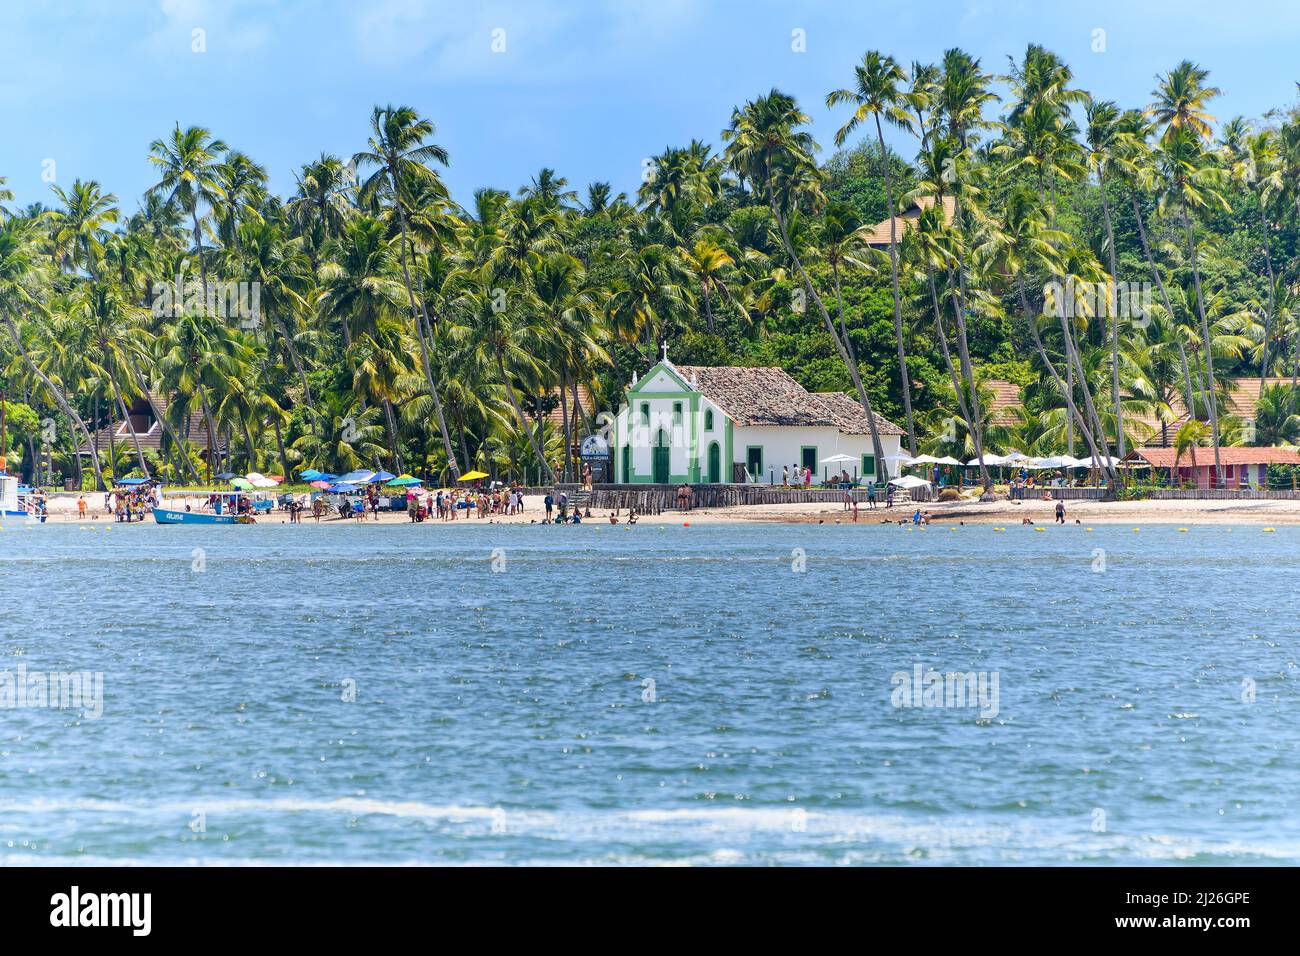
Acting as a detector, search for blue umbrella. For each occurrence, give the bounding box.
[315,473,338,482]
[115,477,150,486]
[327,482,359,493]
[298,469,323,481]
[371,471,396,483]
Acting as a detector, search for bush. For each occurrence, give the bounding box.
[938,488,962,501]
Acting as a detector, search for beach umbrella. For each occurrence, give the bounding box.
[933,456,962,466]
[888,474,932,489]
[245,472,280,488]
[230,477,254,490]
[458,470,489,481]
[884,453,915,464]
[215,472,237,481]
[336,469,375,484]
[370,471,396,483]
[298,469,323,481]
[967,454,1007,466]
[819,453,858,464]
[327,482,359,493]
[309,480,332,490]
[385,474,422,487]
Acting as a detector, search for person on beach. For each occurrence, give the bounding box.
[885,484,894,508]
[867,481,877,509]
[782,465,789,488]
[544,492,554,522]
[1055,499,1065,524]
[77,496,87,520]
[851,499,859,523]
[803,466,812,488]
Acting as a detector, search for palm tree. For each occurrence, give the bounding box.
[146,125,228,297]
[0,215,107,489]
[827,50,918,454]
[1252,383,1300,445]
[353,105,461,478]
[1147,61,1221,142]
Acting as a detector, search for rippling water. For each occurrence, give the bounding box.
[0,518,1296,865]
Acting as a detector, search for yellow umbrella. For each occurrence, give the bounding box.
[458,470,489,481]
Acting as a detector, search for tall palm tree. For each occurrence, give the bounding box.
[827,50,918,454]
[146,125,228,297]
[353,105,460,477]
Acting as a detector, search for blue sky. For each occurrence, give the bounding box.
[2,0,1298,213]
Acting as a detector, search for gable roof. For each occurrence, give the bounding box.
[861,195,956,247]
[673,365,904,435]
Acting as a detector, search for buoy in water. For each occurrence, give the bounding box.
[1263,527,1276,532]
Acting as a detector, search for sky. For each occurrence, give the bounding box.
[2,0,1298,213]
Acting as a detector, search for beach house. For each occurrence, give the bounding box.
[1126,446,1300,489]
[611,354,904,484]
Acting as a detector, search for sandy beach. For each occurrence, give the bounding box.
[27,491,1300,527]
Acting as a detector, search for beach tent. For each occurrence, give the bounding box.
[309,480,332,490]
[888,474,932,489]
[327,482,359,493]
[336,469,376,484]
[967,454,1007,466]
[230,477,254,490]
[933,456,962,466]
[115,477,149,486]
[458,470,489,481]
[245,472,280,488]
[884,453,916,466]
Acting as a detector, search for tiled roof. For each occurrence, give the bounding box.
[1132,377,1294,447]
[860,196,956,247]
[984,379,1023,425]
[1128,446,1300,468]
[673,364,904,435]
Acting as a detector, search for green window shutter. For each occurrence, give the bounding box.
[862,454,876,477]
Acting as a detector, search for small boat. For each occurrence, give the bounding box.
[0,475,45,521]
[152,490,252,525]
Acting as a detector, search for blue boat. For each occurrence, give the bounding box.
[151,507,239,525]
[152,489,255,525]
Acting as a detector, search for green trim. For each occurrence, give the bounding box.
[706,441,721,483]
[861,454,876,478]
[627,361,694,394]
[745,445,764,483]
[725,417,733,482]
[801,445,818,480]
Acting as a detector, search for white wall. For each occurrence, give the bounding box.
[731,426,901,484]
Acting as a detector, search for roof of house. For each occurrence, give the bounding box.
[1131,377,1295,447]
[860,195,956,247]
[76,390,222,456]
[673,364,904,436]
[1128,446,1300,468]
[984,379,1024,425]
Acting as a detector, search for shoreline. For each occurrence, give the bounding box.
[22,492,1300,526]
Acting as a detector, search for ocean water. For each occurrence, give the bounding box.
[1,517,1297,865]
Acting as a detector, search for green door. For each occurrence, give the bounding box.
[653,429,670,483]
[707,442,720,483]
[801,446,818,480]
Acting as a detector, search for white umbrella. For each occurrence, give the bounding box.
[933,456,962,466]
[820,453,858,464]
[884,453,916,465]
[910,454,942,464]
[888,474,932,489]
[967,453,1007,466]
[245,472,280,488]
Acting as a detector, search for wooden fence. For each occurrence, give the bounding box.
[1146,487,1300,501]
[578,483,933,512]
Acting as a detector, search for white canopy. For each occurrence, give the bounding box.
[820,453,858,464]
[932,456,962,466]
[888,474,932,489]
[910,454,942,464]
[884,453,916,465]
[967,454,1007,466]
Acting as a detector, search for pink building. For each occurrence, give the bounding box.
[1128,447,1300,489]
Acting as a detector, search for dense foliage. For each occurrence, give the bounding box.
[1,46,1298,489]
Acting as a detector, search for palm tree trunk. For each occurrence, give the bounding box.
[875,115,917,456]
[392,196,460,478]
[770,200,888,481]
[1258,205,1276,388]
[946,272,992,489]
[1097,168,1125,458]
[1184,208,1222,486]
[498,352,555,483]
[928,270,976,449]
[559,373,572,482]
[1132,191,1197,417]
[3,314,107,491]
[111,382,150,477]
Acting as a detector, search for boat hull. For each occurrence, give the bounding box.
[152,507,238,525]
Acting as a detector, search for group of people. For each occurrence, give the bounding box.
[781,465,813,488]
[105,486,159,522]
